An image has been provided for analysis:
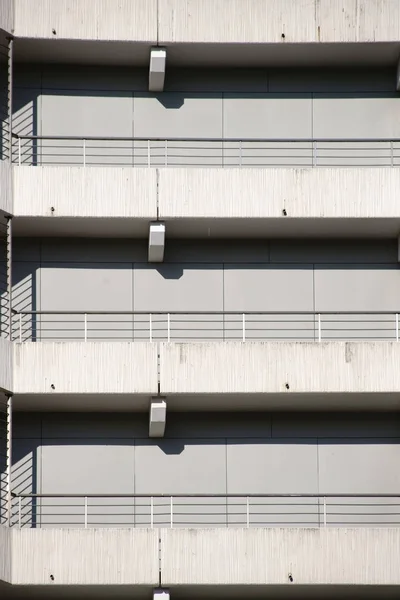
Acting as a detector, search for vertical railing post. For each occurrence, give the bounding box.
[390,140,394,167]
[312,140,317,167]
[242,313,246,342]
[396,313,399,342]
[6,217,12,341]
[18,496,21,528]
[149,313,152,342]
[84,313,87,342]
[150,496,154,529]
[167,313,171,342]
[318,313,322,342]
[165,140,168,167]
[239,140,242,167]
[6,395,12,527]
[323,496,327,527]
[19,313,22,343]
[83,138,86,167]
[84,496,88,529]
[18,137,21,166]
[246,496,249,528]
[147,140,150,168]
[170,496,173,528]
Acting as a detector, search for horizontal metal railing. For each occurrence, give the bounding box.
[12,134,400,168]
[11,310,400,343]
[10,493,400,529]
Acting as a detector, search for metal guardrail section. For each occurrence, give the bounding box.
[10,493,400,529]
[12,134,400,168]
[11,310,400,343]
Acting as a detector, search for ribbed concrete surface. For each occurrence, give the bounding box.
[158,168,400,219]
[0,338,13,393]
[14,167,157,218]
[14,342,158,394]
[0,0,13,34]
[14,0,157,41]
[0,526,11,584]
[159,341,400,394]
[12,528,159,584]
[158,0,400,44]
[0,162,12,216]
[161,527,400,585]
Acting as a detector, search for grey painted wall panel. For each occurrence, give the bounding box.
[272,412,400,438]
[40,238,147,263]
[11,412,400,528]
[313,94,400,138]
[314,265,400,311]
[270,240,398,263]
[318,441,400,493]
[227,440,318,493]
[223,94,312,138]
[224,264,314,310]
[134,93,223,138]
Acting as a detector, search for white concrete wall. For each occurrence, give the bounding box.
[14,0,157,41]
[158,0,400,44]
[14,167,400,221]
[0,0,13,34]
[0,338,13,393]
[14,167,157,218]
[12,528,159,584]
[0,526,11,584]
[160,341,400,394]
[14,342,158,394]
[12,0,400,44]
[158,168,400,219]
[161,527,400,585]
[0,162,12,216]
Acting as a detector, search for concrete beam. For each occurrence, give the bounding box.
[148,221,166,262]
[149,398,167,438]
[149,47,166,92]
[154,589,170,600]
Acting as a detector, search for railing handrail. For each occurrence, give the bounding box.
[11,492,400,498]
[11,309,400,316]
[11,133,400,143]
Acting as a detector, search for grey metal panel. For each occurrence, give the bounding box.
[165,69,269,92]
[134,93,223,138]
[224,263,314,341]
[13,65,42,89]
[134,263,224,341]
[41,413,147,439]
[39,263,133,341]
[40,90,134,166]
[164,240,270,263]
[135,439,226,527]
[223,93,312,138]
[226,438,319,526]
[315,264,400,311]
[12,413,42,439]
[269,68,395,93]
[270,240,398,263]
[313,93,400,138]
[12,438,41,528]
[224,264,314,311]
[272,413,400,439]
[318,440,400,493]
[41,66,147,92]
[12,239,41,262]
[165,413,272,438]
[40,239,146,263]
[40,440,135,528]
[227,439,318,494]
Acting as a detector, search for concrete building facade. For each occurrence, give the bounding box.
[1,1,400,599]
